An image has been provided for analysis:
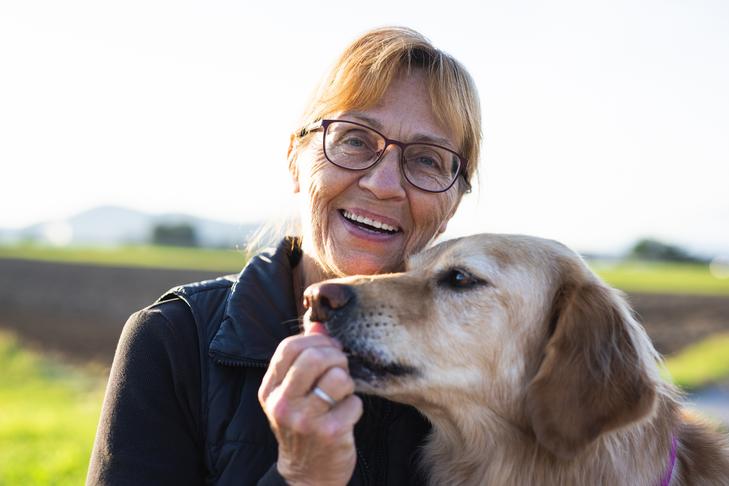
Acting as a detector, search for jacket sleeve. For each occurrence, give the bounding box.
[257,465,289,485]
[87,301,204,485]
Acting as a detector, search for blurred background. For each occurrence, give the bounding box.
[1,0,728,483]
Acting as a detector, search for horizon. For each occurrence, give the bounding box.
[0,203,724,262]
[2,0,728,258]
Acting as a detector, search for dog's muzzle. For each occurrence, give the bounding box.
[303,282,355,327]
[303,282,416,384]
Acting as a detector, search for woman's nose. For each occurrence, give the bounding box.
[358,146,407,199]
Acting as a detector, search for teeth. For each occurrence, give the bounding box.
[343,210,398,232]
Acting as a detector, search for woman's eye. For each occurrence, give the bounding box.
[344,137,365,147]
[337,129,377,151]
[416,156,439,168]
[406,148,446,174]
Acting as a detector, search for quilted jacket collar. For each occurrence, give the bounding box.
[208,237,302,365]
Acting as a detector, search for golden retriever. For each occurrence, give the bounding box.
[303,234,729,485]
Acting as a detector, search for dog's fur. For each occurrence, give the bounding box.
[305,234,729,485]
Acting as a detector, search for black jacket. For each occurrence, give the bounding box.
[88,238,430,485]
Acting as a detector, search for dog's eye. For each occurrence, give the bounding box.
[439,269,483,289]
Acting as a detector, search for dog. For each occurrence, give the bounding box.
[303,233,729,485]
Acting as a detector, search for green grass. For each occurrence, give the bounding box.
[0,328,725,485]
[664,333,729,391]
[0,332,106,485]
[0,243,248,272]
[590,260,729,295]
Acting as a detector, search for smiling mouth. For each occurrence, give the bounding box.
[340,209,401,234]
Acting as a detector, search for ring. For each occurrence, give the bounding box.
[312,386,337,407]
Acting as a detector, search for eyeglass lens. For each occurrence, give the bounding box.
[323,121,461,192]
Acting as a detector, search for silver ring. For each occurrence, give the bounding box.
[312,386,337,407]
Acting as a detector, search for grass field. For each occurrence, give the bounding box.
[0,243,248,273]
[0,332,106,485]
[1,243,729,295]
[590,260,729,295]
[0,330,726,484]
[664,333,729,390]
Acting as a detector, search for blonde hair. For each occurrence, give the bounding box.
[293,26,482,188]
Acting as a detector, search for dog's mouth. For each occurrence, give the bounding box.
[311,308,417,385]
[342,345,416,384]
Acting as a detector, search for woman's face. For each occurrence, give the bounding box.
[292,71,463,276]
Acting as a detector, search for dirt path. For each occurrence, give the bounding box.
[0,258,224,365]
[1,258,729,366]
[628,292,729,354]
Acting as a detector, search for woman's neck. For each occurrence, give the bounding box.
[292,251,335,318]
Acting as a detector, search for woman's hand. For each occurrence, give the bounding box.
[258,332,362,486]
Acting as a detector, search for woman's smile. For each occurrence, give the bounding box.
[337,208,403,243]
[339,208,401,234]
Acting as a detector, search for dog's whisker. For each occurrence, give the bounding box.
[280,317,304,332]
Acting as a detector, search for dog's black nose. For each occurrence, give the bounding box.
[304,283,355,322]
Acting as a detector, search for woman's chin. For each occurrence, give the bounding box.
[322,216,406,275]
[336,258,398,276]
[325,245,403,276]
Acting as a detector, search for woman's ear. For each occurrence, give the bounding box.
[288,133,300,194]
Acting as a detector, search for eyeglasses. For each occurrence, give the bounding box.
[303,119,470,193]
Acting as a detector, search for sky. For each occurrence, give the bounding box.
[1,0,728,257]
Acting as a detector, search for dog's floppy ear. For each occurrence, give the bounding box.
[525,274,656,460]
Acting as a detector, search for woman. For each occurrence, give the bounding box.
[87,26,481,485]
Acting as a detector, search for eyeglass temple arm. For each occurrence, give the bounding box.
[297,120,325,138]
[461,172,473,193]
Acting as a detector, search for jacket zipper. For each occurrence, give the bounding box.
[376,400,393,485]
[357,447,371,486]
[212,356,268,368]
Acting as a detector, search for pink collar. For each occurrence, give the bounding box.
[659,435,678,486]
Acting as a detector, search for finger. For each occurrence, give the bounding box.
[313,367,355,404]
[259,334,338,400]
[292,395,361,450]
[321,394,364,432]
[304,320,328,336]
[307,367,355,413]
[311,386,338,409]
[280,346,349,398]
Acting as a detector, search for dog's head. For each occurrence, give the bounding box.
[303,234,659,459]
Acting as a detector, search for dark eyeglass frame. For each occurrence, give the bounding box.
[301,119,471,194]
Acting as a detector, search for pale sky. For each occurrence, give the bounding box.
[1,0,728,256]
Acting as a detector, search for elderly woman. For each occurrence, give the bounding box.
[88,26,481,485]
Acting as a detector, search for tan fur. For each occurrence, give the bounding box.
[309,234,729,485]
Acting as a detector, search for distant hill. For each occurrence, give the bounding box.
[0,205,260,249]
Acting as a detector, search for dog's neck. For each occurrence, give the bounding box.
[417,393,680,486]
